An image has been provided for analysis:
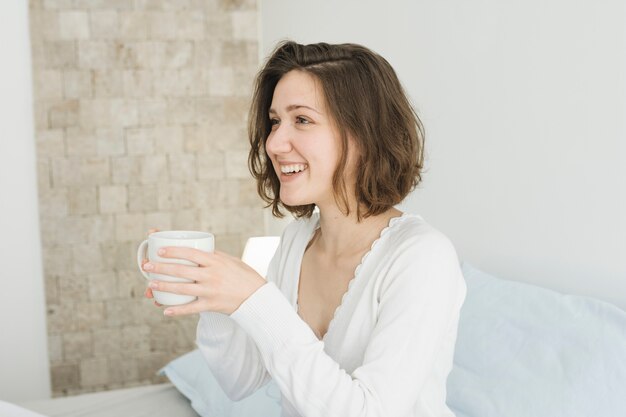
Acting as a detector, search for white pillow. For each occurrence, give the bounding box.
[159,350,281,417]
[447,263,626,417]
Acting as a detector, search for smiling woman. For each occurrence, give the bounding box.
[145,41,466,417]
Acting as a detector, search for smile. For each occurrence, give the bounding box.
[280,163,308,175]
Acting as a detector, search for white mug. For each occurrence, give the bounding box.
[137,230,214,306]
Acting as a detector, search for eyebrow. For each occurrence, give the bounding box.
[268,104,322,115]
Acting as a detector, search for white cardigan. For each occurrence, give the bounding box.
[196,212,466,417]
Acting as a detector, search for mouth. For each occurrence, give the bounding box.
[279,163,308,177]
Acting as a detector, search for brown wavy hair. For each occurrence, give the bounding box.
[248,41,425,220]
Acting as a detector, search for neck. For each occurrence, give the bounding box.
[314,204,402,258]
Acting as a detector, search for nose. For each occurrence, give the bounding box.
[265,122,292,155]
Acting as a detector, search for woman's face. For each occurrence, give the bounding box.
[265,70,356,209]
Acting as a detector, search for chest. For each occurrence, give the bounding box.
[297,250,363,340]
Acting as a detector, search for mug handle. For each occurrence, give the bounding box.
[137,239,150,280]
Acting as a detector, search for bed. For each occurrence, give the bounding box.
[8,261,626,417]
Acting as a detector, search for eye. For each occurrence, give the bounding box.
[296,116,311,125]
[269,118,280,129]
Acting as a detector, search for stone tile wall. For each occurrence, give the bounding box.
[28,0,263,397]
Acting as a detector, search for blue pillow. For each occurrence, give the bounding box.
[159,350,282,417]
[447,263,626,417]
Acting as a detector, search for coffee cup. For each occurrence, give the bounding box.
[137,230,214,306]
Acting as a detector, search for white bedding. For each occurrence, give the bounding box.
[13,383,198,417]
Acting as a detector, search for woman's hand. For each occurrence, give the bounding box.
[141,233,266,316]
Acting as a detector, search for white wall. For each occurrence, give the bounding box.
[260,0,626,310]
[0,2,51,402]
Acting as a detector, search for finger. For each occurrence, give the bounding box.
[157,247,214,266]
[148,228,159,236]
[148,280,204,297]
[163,300,205,317]
[143,261,205,281]
[144,287,153,298]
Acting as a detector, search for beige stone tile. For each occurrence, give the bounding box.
[96,127,126,156]
[32,100,49,130]
[75,301,106,331]
[115,213,146,242]
[47,303,77,333]
[101,241,137,271]
[73,0,133,9]
[48,333,64,363]
[35,129,65,158]
[63,331,94,360]
[168,154,197,182]
[43,246,73,276]
[167,96,196,122]
[92,328,122,356]
[237,178,260,205]
[197,151,225,180]
[37,158,53,190]
[126,127,155,155]
[194,40,221,68]
[231,11,256,41]
[139,155,168,184]
[138,98,168,126]
[111,156,141,185]
[80,358,109,387]
[121,325,151,352]
[38,187,69,218]
[51,157,110,186]
[195,179,239,208]
[107,356,139,383]
[68,186,98,215]
[59,11,90,40]
[225,150,250,178]
[215,233,241,256]
[92,70,123,97]
[73,244,105,276]
[44,274,60,305]
[135,0,193,11]
[43,41,76,69]
[176,11,205,40]
[117,270,147,299]
[164,41,194,69]
[122,70,153,97]
[65,127,97,157]
[105,299,139,326]
[59,274,89,301]
[35,70,63,99]
[158,182,196,211]
[171,209,199,230]
[153,125,184,154]
[87,214,116,243]
[110,99,139,127]
[87,271,116,301]
[207,67,235,96]
[119,11,149,40]
[78,41,117,69]
[29,10,61,41]
[198,208,229,234]
[128,184,158,212]
[50,364,79,392]
[144,212,173,232]
[89,10,119,40]
[136,351,169,382]
[147,12,177,40]
[48,99,79,128]
[205,14,233,41]
[99,184,128,214]
[63,70,92,99]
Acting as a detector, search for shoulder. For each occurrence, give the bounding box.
[383,214,458,261]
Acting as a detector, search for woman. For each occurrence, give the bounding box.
[143,41,466,417]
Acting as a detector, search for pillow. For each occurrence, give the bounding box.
[159,350,282,417]
[447,263,626,417]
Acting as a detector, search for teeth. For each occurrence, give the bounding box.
[280,164,307,174]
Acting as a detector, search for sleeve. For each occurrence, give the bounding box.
[194,238,284,401]
[229,232,466,417]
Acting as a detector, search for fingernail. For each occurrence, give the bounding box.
[149,281,158,289]
[143,262,154,270]
[164,309,174,316]
[157,248,166,255]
